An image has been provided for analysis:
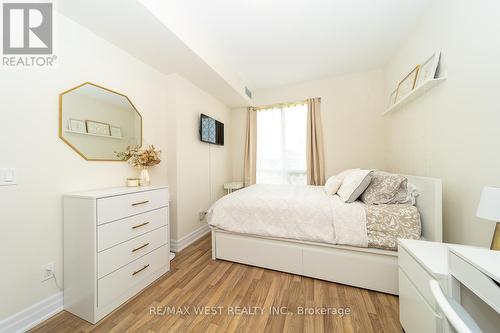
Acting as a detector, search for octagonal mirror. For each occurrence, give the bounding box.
[59,82,142,161]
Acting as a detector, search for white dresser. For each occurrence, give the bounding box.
[398,239,450,333]
[63,185,170,324]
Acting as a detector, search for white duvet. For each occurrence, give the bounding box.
[207,184,368,247]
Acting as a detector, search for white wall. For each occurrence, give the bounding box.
[383,0,500,247]
[168,74,232,241]
[0,13,172,319]
[230,70,386,181]
[0,12,231,319]
[383,1,500,331]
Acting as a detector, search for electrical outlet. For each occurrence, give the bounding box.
[42,262,55,281]
[199,211,207,221]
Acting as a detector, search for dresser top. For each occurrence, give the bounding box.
[64,185,168,199]
[398,239,450,278]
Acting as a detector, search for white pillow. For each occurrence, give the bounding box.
[324,176,342,195]
[337,169,373,203]
[335,168,360,181]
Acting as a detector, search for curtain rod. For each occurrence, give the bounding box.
[250,97,321,111]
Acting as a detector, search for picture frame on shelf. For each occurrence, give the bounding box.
[86,120,111,136]
[110,126,123,138]
[68,118,86,133]
[396,65,420,102]
[415,51,441,87]
[388,89,397,107]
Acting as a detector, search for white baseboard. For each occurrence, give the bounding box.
[0,292,63,333]
[171,224,210,252]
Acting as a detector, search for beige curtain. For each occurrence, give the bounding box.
[306,97,325,185]
[243,107,257,186]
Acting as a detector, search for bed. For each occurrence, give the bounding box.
[207,174,442,295]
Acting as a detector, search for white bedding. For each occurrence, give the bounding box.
[207,184,368,247]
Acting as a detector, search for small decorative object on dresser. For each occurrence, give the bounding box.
[126,178,140,187]
[116,145,161,186]
[476,186,500,250]
[396,65,420,102]
[63,186,170,324]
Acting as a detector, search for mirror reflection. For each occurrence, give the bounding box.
[59,82,142,161]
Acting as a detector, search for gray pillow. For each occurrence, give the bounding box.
[360,171,408,205]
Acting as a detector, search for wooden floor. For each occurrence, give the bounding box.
[31,235,402,333]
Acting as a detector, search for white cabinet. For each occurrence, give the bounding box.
[63,186,170,324]
[398,239,449,333]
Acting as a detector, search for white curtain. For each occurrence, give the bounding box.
[256,103,307,185]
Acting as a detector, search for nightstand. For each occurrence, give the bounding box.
[398,239,450,333]
[223,182,244,194]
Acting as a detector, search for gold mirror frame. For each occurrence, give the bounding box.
[58,82,143,161]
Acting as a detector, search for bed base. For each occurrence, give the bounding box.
[212,229,399,294]
[211,175,442,295]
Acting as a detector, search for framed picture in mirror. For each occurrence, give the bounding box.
[110,126,123,138]
[86,120,111,136]
[68,119,85,133]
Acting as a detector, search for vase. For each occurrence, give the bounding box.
[139,168,150,186]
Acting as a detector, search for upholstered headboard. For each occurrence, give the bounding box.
[405,175,443,242]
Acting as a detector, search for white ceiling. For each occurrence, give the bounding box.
[58,0,251,107]
[156,0,431,90]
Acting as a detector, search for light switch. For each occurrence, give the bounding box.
[0,168,17,186]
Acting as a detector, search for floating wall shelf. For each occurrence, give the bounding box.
[383,77,446,115]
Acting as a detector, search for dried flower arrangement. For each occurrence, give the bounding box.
[116,145,161,168]
[116,145,161,186]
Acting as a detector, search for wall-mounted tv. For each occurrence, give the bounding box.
[199,113,224,145]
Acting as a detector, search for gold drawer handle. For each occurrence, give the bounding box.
[132,264,150,276]
[132,222,150,229]
[132,200,149,206]
[132,243,150,253]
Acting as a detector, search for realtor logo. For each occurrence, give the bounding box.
[2,2,56,67]
[3,2,52,54]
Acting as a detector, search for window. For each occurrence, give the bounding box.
[256,103,307,185]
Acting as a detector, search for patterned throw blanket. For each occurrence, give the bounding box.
[365,204,421,250]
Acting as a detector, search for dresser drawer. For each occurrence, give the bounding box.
[98,226,168,279]
[399,245,443,311]
[98,245,169,309]
[97,208,167,251]
[97,188,168,225]
[450,252,500,313]
[399,268,443,333]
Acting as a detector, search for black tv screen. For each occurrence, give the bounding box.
[199,114,224,145]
